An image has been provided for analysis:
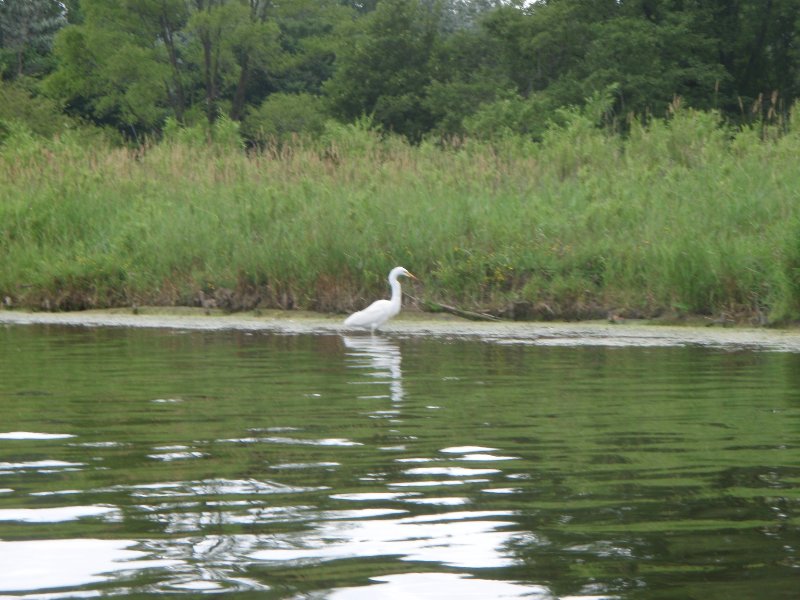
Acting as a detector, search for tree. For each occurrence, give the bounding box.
[325,0,442,141]
[480,1,728,119]
[229,1,281,120]
[580,10,726,118]
[266,0,349,97]
[703,0,800,118]
[44,0,341,136]
[0,0,66,78]
[424,25,516,137]
[188,2,257,124]
[28,0,800,141]
[44,0,187,133]
[44,0,343,137]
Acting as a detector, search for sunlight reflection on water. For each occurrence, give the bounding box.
[250,511,522,569]
[322,572,553,600]
[0,539,179,592]
[0,432,75,440]
[0,505,118,523]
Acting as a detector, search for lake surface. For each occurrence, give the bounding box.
[0,322,799,599]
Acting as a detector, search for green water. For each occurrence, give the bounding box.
[0,324,798,599]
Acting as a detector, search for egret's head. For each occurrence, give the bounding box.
[398,267,417,280]
[390,266,417,281]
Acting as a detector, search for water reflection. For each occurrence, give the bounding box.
[335,335,533,591]
[0,505,118,523]
[342,335,404,403]
[0,459,84,473]
[323,572,550,600]
[0,538,178,592]
[0,432,75,440]
[1,327,799,598]
[249,510,521,569]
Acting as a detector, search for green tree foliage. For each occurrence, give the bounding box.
[186,1,281,124]
[242,92,327,145]
[705,0,800,116]
[43,0,189,132]
[424,24,516,137]
[18,0,800,142]
[43,0,343,138]
[0,79,74,138]
[0,0,66,78]
[269,0,347,95]
[324,0,441,141]
[480,1,726,120]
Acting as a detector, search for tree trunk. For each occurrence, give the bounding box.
[202,34,215,124]
[160,16,186,122]
[231,54,250,121]
[742,0,773,97]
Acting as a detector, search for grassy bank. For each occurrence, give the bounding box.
[2,109,800,323]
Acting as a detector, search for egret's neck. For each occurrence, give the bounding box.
[389,276,403,311]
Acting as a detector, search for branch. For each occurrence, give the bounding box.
[412,296,502,322]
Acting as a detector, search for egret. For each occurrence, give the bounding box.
[344,267,417,333]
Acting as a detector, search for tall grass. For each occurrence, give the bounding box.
[2,108,800,323]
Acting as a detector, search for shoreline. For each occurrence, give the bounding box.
[2,307,800,353]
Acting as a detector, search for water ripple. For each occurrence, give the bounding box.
[111,478,329,499]
[0,460,83,472]
[0,539,178,593]
[0,505,119,523]
[0,432,75,440]
[323,572,552,600]
[249,510,521,569]
[403,466,503,477]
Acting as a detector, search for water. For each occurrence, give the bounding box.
[0,323,799,599]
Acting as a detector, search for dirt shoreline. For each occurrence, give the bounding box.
[2,307,800,353]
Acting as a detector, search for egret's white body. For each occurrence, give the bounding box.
[344,267,416,333]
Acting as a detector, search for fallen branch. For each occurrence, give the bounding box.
[415,298,502,322]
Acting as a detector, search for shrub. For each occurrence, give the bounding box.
[242,92,328,146]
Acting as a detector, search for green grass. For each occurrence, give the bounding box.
[2,109,800,323]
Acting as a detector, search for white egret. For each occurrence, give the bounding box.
[344,267,417,333]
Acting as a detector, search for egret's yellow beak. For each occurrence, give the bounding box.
[406,271,418,280]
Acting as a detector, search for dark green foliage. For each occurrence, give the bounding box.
[0,79,113,143]
[0,0,793,142]
[0,79,70,137]
[242,92,329,145]
[42,0,187,132]
[324,0,441,142]
[0,0,66,78]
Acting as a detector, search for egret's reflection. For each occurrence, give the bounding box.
[341,335,404,403]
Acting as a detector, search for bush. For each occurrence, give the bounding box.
[161,113,244,152]
[463,92,556,141]
[242,92,328,146]
[0,79,69,137]
[0,79,111,144]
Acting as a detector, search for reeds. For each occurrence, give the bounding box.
[2,107,799,323]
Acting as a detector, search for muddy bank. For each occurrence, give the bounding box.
[2,307,800,353]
